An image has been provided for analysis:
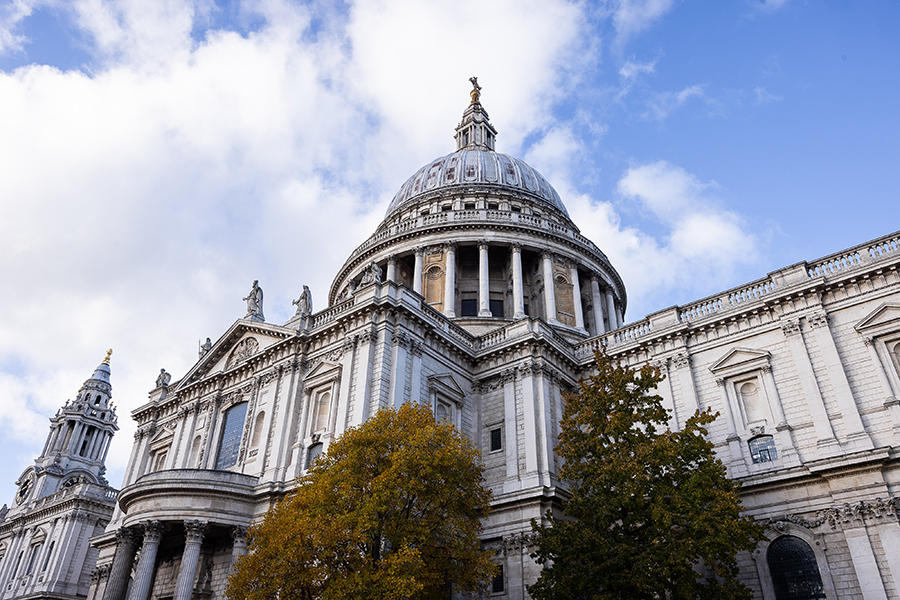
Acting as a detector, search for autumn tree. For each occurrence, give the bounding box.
[529,352,764,600]
[226,402,496,600]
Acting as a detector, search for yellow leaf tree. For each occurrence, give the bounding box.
[227,402,496,600]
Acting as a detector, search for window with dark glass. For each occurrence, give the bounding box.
[490,300,504,318]
[306,442,324,469]
[461,299,478,317]
[492,564,504,593]
[41,541,54,572]
[749,435,777,464]
[767,536,826,600]
[215,402,248,470]
[490,428,502,452]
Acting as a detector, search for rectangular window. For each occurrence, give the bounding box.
[490,428,502,452]
[492,564,504,593]
[26,544,41,575]
[748,435,778,464]
[461,299,478,317]
[41,542,54,572]
[490,300,504,318]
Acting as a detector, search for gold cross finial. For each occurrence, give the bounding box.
[469,77,481,105]
[103,349,113,364]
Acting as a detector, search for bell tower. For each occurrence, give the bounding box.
[0,352,119,600]
[454,77,498,151]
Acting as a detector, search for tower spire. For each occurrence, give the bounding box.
[455,77,498,151]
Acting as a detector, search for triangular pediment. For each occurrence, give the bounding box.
[303,359,341,382]
[709,347,771,374]
[177,319,295,387]
[855,303,900,334]
[428,373,466,400]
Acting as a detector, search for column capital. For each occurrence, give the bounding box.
[184,520,208,543]
[781,319,801,337]
[807,312,829,329]
[443,242,457,252]
[231,526,248,544]
[141,520,165,543]
[414,246,425,257]
[115,527,140,547]
[510,242,522,253]
[478,240,490,251]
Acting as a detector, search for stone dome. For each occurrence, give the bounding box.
[385,150,569,218]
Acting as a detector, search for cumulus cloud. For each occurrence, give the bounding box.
[0,0,591,502]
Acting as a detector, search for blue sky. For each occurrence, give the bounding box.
[0,0,897,504]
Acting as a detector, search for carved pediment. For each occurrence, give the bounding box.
[428,373,466,402]
[177,320,295,387]
[709,347,772,376]
[855,303,900,336]
[303,359,341,384]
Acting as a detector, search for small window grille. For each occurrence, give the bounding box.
[490,428,502,452]
[461,299,478,317]
[767,536,826,599]
[749,435,778,464]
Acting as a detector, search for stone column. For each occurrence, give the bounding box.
[173,521,207,600]
[716,379,748,477]
[103,528,139,600]
[541,252,557,323]
[843,527,888,600]
[126,521,163,600]
[350,331,375,427]
[781,318,840,456]
[413,248,424,295]
[478,241,491,316]
[808,312,872,451]
[569,263,585,330]
[760,366,800,466]
[511,244,525,319]
[386,255,396,283]
[591,276,606,335]
[229,526,248,575]
[672,353,700,417]
[605,290,616,332]
[518,363,540,488]
[443,243,456,317]
[501,370,519,492]
[616,305,624,328]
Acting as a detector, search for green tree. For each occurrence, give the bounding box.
[226,402,496,600]
[529,352,764,600]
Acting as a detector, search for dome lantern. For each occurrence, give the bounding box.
[454,77,498,152]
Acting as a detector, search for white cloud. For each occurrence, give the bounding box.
[610,0,674,43]
[645,83,706,120]
[750,0,790,14]
[754,86,783,103]
[0,0,593,503]
[619,56,656,81]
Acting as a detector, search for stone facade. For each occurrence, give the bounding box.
[0,354,119,600]
[86,91,900,600]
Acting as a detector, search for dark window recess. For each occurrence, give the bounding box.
[511,206,521,213]
[523,304,530,316]
[490,428,502,452]
[464,203,476,210]
[767,536,826,600]
[461,299,478,317]
[492,565,504,593]
[441,205,452,212]
[488,203,499,210]
[490,300,504,318]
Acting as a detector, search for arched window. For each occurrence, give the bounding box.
[215,402,248,470]
[189,435,202,468]
[767,536,826,599]
[749,435,778,464]
[306,443,323,469]
[250,411,266,448]
[424,265,445,306]
[313,392,331,432]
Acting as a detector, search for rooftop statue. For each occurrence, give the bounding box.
[469,76,481,105]
[244,280,264,320]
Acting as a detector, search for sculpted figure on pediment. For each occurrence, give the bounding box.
[293,285,313,317]
[244,280,264,320]
[199,337,212,358]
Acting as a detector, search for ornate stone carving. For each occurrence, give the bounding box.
[243,280,264,320]
[231,526,248,544]
[141,520,164,542]
[293,285,313,317]
[503,532,537,552]
[361,261,383,285]
[199,337,212,358]
[184,520,208,542]
[90,564,111,583]
[781,319,801,337]
[155,369,171,389]
[819,498,900,530]
[672,353,691,369]
[807,312,829,329]
[500,368,516,384]
[225,338,260,370]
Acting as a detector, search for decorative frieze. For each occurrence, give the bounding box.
[820,497,900,530]
[781,319,801,337]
